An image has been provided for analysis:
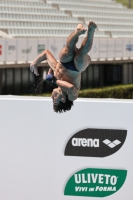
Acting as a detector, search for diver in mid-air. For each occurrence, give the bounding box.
[30,20,97,113]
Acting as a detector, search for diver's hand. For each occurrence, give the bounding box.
[30,62,39,76]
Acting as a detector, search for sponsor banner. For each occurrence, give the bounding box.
[129,38,133,58]
[54,37,64,60]
[27,39,38,61]
[99,38,107,59]
[107,38,115,58]
[0,39,6,62]
[0,37,133,63]
[64,128,127,157]
[91,38,99,59]
[17,38,28,62]
[64,168,127,198]
[6,39,17,62]
[0,44,2,55]
[123,38,130,58]
[37,38,48,55]
[115,39,123,59]
[37,44,45,55]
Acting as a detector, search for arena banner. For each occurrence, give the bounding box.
[0,97,132,200]
[17,38,28,62]
[64,128,127,157]
[27,39,38,62]
[0,38,6,62]
[115,39,123,59]
[107,38,115,59]
[99,38,107,59]
[123,38,130,58]
[6,39,17,62]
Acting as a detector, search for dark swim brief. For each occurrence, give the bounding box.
[61,60,79,72]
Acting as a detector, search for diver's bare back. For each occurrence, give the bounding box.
[54,61,81,90]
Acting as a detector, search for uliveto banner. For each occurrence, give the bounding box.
[64,168,127,198]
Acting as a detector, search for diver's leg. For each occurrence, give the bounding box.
[30,50,57,76]
[59,24,86,63]
[74,20,97,72]
[78,21,97,55]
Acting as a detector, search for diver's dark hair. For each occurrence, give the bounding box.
[53,94,73,113]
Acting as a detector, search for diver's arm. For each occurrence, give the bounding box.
[56,80,78,101]
[30,50,57,75]
[56,80,74,91]
[30,50,48,75]
[31,51,46,66]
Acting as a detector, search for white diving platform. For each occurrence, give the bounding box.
[0,96,132,200]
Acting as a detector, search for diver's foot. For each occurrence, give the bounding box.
[88,20,97,33]
[76,24,87,36]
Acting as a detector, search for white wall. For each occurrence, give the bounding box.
[0,37,133,64]
[0,96,132,200]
